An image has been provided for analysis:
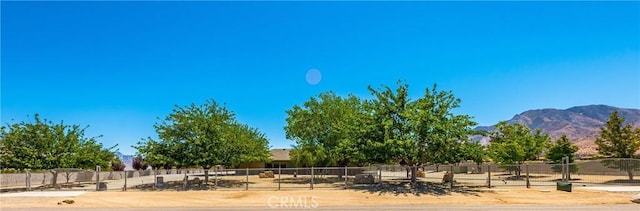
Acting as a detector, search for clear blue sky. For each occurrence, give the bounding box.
[2,2,639,155]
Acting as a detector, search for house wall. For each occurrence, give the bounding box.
[266,161,292,168]
[237,162,265,169]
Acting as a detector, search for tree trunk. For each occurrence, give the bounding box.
[50,170,59,189]
[628,169,634,181]
[406,166,410,178]
[204,169,209,185]
[65,171,71,184]
[410,165,417,186]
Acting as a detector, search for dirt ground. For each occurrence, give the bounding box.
[1,187,636,208]
[129,173,640,191]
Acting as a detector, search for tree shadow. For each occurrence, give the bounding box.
[502,175,551,180]
[349,179,488,197]
[277,177,344,185]
[550,178,583,182]
[210,179,249,188]
[0,187,27,193]
[603,179,640,185]
[0,183,92,193]
[132,178,250,191]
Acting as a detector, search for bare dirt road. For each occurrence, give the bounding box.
[3,205,640,211]
[0,187,637,209]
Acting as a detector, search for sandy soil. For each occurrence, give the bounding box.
[1,188,636,208]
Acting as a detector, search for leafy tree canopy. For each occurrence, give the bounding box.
[595,111,640,158]
[595,111,640,180]
[546,135,579,163]
[0,114,116,170]
[134,99,271,169]
[545,135,580,177]
[285,81,478,168]
[285,92,378,166]
[487,121,550,165]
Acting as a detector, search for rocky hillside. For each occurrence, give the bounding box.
[475,105,640,155]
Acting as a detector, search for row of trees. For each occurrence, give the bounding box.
[488,110,640,180]
[285,82,484,182]
[0,101,273,170]
[2,81,637,183]
[284,81,640,181]
[0,114,120,185]
[284,82,552,169]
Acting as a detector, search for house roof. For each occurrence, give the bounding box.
[270,148,291,161]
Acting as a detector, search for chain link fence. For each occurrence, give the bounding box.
[2,159,639,193]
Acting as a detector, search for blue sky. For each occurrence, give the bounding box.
[2,2,639,155]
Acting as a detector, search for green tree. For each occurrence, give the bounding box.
[134,138,174,170]
[285,92,379,167]
[406,84,478,167]
[134,99,271,184]
[368,82,477,183]
[0,114,116,187]
[285,81,478,185]
[595,111,640,158]
[487,121,550,178]
[595,111,640,180]
[289,144,328,167]
[545,135,579,179]
[222,123,272,167]
[367,81,413,166]
[463,141,486,171]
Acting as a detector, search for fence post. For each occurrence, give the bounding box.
[561,157,565,181]
[525,164,530,188]
[278,166,281,191]
[567,161,572,181]
[95,165,101,191]
[124,171,127,191]
[565,156,570,182]
[153,168,158,191]
[310,166,314,190]
[344,166,348,189]
[486,164,491,188]
[245,168,249,191]
[214,167,218,190]
[183,169,188,191]
[378,166,382,188]
[449,165,454,193]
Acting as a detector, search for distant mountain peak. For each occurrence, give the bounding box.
[474,105,640,155]
[115,152,135,170]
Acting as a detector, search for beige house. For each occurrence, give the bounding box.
[237,148,292,169]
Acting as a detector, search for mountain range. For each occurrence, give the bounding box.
[474,105,640,155]
[115,151,134,170]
